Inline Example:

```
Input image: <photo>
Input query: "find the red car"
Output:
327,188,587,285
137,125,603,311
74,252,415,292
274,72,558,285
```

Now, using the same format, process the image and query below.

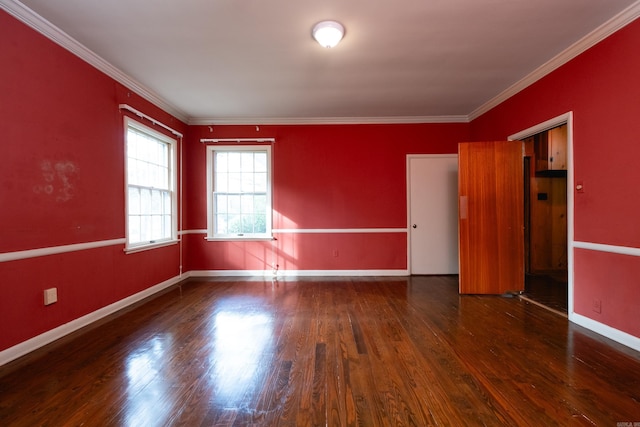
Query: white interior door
408,155,459,274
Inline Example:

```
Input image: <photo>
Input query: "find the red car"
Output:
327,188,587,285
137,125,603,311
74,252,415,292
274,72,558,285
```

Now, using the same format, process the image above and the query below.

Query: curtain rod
200,138,275,144
119,104,183,138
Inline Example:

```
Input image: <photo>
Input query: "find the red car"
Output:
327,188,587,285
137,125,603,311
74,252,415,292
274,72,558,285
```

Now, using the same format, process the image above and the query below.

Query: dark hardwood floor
523,272,569,315
1,276,639,426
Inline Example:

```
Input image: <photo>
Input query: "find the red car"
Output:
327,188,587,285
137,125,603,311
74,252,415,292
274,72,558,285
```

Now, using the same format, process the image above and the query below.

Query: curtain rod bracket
119,104,183,138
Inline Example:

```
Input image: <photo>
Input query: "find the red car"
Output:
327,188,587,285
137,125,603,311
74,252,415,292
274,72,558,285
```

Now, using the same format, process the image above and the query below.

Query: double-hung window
206,145,272,240
125,118,177,251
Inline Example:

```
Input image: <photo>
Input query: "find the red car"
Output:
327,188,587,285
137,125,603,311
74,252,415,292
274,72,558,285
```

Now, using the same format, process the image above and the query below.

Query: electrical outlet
592,299,601,313
44,288,58,305
333,249,339,257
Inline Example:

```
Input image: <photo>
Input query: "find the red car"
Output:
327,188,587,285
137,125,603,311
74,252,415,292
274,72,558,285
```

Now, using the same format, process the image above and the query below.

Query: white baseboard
0,274,184,367
570,312,640,353
188,269,410,278
3,270,637,367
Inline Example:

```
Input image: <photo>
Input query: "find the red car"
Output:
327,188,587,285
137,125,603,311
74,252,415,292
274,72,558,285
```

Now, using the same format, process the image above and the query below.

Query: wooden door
458,141,524,294
408,155,458,274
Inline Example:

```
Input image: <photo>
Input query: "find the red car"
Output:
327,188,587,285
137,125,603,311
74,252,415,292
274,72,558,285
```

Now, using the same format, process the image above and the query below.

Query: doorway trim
406,154,459,275
508,112,574,316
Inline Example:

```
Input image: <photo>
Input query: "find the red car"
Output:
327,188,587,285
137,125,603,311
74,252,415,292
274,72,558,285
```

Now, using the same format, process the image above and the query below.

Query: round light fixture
312,20,345,48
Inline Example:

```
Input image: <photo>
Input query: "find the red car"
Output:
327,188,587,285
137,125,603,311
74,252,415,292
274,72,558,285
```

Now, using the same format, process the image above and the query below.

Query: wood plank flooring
523,273,569,314
1,276,639,426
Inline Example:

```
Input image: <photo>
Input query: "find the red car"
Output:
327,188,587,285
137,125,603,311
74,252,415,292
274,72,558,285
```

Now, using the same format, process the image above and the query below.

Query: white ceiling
6,0,640,124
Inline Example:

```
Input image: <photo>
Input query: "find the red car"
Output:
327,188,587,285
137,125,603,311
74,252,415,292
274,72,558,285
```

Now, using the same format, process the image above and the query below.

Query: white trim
206,237,274,242
188,269,409,277
181,228,407,235
123,239,179,254
0,0,188,123
179,229,207,235
509,112,574,314
573,241,640,257
124,117,179,251
273,228,407,234
507,112,573,141
206,145,273,240
188,115,469,126
3,0,639,127
570,312,640,353
406,154,459,275
470,3,640,120
0,238,125,263
0,274,183,367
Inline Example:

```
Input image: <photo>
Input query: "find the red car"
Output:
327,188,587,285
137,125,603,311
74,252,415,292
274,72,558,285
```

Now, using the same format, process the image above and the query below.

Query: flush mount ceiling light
312,20,345,48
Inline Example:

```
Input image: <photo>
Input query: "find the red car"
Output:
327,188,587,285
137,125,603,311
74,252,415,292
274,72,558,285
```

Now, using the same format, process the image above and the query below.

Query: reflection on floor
523,272,568,315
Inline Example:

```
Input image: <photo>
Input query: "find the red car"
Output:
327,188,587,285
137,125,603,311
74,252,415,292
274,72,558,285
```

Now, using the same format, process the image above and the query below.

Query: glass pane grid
212,149,269,237
127,124,174,246
127,128,171,190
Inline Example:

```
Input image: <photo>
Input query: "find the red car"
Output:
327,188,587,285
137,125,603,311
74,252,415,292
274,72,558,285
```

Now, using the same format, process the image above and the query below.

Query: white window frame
206,145,273,241
124,117,178,252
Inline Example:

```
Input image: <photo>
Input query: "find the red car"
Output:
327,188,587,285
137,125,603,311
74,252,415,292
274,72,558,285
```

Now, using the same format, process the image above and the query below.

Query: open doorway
514,120,571,314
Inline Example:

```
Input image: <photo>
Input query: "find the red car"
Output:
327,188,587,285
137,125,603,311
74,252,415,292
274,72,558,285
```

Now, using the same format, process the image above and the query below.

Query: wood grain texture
458,141,525,294
1,276,639,426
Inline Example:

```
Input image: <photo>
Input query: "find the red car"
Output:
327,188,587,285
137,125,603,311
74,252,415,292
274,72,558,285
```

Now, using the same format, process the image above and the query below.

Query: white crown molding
0,0,189,123
469,1,640,121
3,0,639,128
188,115,470,126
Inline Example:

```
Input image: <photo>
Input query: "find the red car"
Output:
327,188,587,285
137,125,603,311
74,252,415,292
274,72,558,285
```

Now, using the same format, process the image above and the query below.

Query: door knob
412,224,417,228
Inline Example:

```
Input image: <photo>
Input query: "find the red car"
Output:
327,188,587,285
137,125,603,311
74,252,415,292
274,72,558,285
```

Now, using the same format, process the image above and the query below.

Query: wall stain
33,160,78,202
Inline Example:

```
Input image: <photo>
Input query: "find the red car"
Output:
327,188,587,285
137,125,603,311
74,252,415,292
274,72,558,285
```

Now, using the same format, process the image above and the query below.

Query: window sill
124,239,179,254
205,236,274,242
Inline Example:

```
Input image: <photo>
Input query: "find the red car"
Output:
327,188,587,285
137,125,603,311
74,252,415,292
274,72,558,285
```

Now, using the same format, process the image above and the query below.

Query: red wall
4,4,638,355
0,11,186,352
183,124,468,272
470,19,640,339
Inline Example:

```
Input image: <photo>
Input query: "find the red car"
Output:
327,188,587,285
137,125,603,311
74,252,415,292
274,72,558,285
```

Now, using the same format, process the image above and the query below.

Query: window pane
241,172,254,193
163,191,171,215
254,214,266,233
241,215,254,233
228,195,241,214
241,152,254,172
254,195,266,213
228,214,241,233
215,194,228,214
255,172,267,193
241,194,253,213
254,152,267,172
208,147,270,238
126,122,175,247
129,216,140,243
215,172,228,192
128,187,141,215
152,215,162,239
140,188,152,214
228,172,241,193
215,214,228,234
228,152,241,172
151,189,162,214
140,215,151,242
216,152,228,173
163,214,171,237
